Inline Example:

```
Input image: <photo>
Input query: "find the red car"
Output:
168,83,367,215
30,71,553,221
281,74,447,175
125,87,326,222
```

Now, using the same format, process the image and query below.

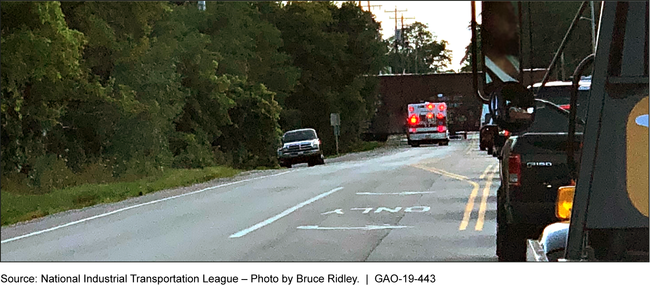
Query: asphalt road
1,134,501,261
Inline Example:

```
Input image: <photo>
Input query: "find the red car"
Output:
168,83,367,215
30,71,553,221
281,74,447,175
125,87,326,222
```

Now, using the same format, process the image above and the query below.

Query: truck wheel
307,159,315,167
497,222,527,261
318,155,325,165
282,163,292,168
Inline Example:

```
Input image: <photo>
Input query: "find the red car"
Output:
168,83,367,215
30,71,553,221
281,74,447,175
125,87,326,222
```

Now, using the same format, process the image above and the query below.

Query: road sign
330,113,340,126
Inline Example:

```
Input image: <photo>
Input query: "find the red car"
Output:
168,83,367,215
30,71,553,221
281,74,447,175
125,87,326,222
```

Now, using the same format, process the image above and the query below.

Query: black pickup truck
496,98,585,261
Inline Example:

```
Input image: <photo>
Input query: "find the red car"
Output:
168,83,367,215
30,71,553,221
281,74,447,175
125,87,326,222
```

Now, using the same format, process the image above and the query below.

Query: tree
1,2,86,180
386,21,452,74
268,1,387,154
459,23,481,73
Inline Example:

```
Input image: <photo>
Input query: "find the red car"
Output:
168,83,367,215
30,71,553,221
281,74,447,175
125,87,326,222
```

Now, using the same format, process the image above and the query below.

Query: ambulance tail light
409,115,419,125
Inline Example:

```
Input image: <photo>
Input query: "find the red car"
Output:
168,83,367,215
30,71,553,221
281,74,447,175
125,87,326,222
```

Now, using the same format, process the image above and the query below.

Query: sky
354,1,482,72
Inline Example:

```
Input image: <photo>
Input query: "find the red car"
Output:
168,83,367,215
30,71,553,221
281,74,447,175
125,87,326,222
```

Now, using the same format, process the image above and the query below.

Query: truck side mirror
489,82,536,133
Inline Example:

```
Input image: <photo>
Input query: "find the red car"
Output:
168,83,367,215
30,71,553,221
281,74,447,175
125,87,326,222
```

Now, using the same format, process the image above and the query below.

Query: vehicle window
525,100,585,133
534,87,591,121
283,130,317,142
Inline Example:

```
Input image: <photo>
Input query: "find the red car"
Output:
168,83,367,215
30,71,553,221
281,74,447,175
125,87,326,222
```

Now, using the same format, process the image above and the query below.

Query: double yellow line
412,163,498,231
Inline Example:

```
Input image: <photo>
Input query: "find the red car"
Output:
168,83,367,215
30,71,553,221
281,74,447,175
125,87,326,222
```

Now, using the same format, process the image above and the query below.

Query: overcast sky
358,1,482,72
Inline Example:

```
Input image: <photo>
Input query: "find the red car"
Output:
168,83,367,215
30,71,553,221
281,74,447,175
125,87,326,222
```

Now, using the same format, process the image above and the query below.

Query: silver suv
277,128,325,168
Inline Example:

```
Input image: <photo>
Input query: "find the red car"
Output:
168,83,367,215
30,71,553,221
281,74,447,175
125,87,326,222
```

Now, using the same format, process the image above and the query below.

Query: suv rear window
534,86,591,121
283,130,317,143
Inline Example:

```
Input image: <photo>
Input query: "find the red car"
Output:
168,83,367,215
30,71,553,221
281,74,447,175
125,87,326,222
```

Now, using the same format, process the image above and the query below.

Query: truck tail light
426,103,434,110
560,104,571,110
436,113,444,119
409,128,416,133
408,106,414,112
426,113,434,119
438,104,446,111
438,125,446,132
508,153,521,187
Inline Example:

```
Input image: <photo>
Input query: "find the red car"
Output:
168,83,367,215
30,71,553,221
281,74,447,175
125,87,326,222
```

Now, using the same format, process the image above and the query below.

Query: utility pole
401,14,416,73
385,6,407,51
361,1,382,12
390,13,415,73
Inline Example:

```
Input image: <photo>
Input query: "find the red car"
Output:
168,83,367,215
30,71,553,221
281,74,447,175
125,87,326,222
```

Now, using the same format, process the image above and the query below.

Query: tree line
1,1,403,191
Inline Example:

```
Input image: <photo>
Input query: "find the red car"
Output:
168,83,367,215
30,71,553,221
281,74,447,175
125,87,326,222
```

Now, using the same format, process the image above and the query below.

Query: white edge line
229,186,344,238
1,170,295,244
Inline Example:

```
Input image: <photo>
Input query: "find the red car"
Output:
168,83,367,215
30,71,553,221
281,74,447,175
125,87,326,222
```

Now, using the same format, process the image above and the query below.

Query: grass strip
325,141,385,159
1,166,241,226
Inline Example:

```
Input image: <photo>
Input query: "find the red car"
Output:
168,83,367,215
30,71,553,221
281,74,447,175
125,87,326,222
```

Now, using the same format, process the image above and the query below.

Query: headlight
311,140,320,148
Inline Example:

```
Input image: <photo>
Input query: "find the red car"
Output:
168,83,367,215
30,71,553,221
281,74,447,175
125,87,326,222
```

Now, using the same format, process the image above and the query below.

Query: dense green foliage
385,21,452,74
1,1,399,193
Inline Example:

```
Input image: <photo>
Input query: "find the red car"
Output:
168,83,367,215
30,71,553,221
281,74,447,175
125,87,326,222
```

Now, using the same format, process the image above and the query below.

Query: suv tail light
508,153,521,187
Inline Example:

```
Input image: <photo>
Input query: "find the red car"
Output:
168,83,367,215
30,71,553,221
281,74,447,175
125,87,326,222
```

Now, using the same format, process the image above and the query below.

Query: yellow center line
411,164,489,231
459,181,481,231
465,138,476,155
479,164,494,179
475,165,499,231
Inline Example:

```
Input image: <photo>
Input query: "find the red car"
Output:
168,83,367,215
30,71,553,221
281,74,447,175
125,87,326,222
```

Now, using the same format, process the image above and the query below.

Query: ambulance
406,102,450,147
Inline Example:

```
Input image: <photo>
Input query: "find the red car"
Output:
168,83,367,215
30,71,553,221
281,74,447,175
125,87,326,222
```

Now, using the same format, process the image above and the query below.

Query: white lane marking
1,170,295,244
356,191,436,196
229,187,344,238
297,225,412,230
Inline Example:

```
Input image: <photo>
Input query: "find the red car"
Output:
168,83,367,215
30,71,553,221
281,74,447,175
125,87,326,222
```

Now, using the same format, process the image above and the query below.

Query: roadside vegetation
1,166,240,226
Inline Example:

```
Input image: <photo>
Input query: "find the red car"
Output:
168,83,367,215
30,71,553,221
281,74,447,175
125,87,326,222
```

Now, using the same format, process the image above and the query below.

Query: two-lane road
1,134,500,261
